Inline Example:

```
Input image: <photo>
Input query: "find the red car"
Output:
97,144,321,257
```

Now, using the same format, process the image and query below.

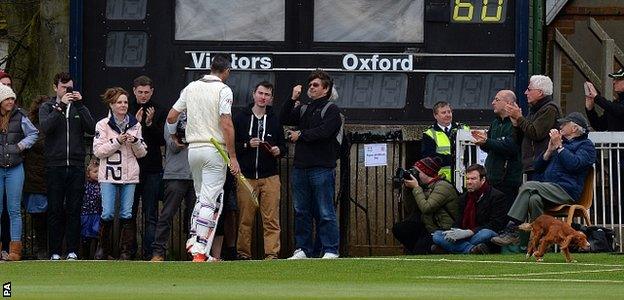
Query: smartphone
66,86,73,94
259,141,273,153
583,82,591,97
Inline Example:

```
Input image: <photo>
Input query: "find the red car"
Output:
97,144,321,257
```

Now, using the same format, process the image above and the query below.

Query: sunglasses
308,82,321,88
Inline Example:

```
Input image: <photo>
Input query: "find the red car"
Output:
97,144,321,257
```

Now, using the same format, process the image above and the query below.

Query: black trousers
151,180,195,257
46,166,85,255
392,213,433,255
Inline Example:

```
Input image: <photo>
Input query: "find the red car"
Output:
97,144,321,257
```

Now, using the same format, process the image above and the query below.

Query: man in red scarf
431,164,507,254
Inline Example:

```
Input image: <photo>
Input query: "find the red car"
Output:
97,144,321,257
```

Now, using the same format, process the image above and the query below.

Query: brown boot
7,241,22,261
94,219,113,260
119,218,134,260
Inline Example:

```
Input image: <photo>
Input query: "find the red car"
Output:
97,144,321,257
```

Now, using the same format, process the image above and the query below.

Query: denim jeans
0,164,24,241
292,167,339,256
101,183,136,221
432,228,498,253
47,166,85,255
132,172,163,259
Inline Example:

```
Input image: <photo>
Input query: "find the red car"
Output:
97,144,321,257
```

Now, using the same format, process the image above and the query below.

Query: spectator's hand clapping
291,85,302,100
145,107,155,126
471,130,487,145
548,129,563,151
584,82,598,110
135,108,144,124
505,101,522,120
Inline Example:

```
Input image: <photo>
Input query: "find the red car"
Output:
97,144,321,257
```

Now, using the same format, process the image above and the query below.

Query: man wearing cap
492,112,596,246
392,156,460,254
584,69,624,131
505,75,560,180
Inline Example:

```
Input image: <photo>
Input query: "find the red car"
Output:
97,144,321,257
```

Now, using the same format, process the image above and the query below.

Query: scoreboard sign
80,0,519,124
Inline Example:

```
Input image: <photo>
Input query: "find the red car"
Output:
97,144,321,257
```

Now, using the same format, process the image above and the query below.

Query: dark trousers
1,197,8,251
46,166,85,255
392,213,433,255
132,172,163,259
151,180,195,257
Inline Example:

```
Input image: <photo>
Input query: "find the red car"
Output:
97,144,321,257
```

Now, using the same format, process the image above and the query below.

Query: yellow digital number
481,0,504,22
453,0,474,22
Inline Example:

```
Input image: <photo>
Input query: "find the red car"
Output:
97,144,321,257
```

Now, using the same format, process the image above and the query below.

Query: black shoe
469,243,490,254
430,244,447,254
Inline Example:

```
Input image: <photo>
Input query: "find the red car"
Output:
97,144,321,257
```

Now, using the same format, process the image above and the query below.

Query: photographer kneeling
392,157,460,254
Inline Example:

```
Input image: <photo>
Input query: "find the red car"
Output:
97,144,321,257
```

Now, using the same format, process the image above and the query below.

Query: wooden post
553,44,562,108
602,39,615,100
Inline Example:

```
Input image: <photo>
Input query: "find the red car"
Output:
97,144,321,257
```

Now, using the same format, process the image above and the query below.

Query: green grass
1,254,624,299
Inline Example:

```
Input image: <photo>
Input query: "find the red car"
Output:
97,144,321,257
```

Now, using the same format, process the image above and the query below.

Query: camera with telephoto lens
176,112,188,144
392,167,419,185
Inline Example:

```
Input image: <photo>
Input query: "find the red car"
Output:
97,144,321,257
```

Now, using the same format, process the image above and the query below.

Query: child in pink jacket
92,87,147,260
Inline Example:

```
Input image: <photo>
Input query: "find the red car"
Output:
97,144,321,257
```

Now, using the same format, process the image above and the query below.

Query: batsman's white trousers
186,145,226,255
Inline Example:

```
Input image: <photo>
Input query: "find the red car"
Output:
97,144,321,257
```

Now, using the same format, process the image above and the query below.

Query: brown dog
518,215,590,262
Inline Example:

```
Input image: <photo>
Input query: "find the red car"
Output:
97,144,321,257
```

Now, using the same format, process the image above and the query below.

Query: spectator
281,70,342,259
392,157,460,254
39,72,95,260
0,70,11,259
472,90,522,207
0,71,11,87
92,87,147,260
22,95,50,260
150,113,196,261
129,75,165,260
80,159,101,259
421,101,469,183
234,81,286,260
505,75,560,180
0,84,39,261
584,69,624,131
492,112,596,246
166,55,240,262
431,164,507,254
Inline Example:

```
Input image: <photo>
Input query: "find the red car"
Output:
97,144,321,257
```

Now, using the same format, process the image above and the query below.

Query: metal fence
455,129,624,252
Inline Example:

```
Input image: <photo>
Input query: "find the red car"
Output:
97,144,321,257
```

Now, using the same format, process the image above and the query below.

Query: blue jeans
0,164,24,241
432,228,497,253
292,167,339,256
101,183,136,221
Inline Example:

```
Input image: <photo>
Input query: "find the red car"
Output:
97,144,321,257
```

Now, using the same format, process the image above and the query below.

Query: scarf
461,182,489,231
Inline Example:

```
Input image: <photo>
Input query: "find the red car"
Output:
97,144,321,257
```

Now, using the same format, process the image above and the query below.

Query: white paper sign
364,143,387,167
476,147,488,165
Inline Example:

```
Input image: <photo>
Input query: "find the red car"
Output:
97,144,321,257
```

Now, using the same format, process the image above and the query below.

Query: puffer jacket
412,179,460,233
534,135,596,201
93,114,147,184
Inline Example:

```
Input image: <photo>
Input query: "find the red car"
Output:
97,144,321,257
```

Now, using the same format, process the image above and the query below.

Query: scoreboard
78,0,522,125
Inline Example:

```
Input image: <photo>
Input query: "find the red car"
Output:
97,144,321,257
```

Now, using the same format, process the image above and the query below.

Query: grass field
1,253,624,299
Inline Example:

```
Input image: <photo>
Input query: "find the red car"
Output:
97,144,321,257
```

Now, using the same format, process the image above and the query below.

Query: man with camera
431,164,507,254
392,157,460,254
128,75,165,260
39,72,95,260
281,70,342,259
233,81,286,260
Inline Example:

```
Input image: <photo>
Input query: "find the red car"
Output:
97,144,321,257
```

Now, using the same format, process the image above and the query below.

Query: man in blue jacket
492,112,596,246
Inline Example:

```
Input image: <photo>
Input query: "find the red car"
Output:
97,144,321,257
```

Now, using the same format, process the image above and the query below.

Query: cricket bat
210,138,259,207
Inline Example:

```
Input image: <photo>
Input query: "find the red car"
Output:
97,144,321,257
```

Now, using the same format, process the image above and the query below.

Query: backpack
299,102,345,146
571,224,615,253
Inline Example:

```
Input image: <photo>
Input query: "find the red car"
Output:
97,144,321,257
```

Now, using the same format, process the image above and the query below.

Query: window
331,73,407,109
175,0,285,41
314,0,423,43
105,31,148,67
185,71,276,107
106,0,147,20
424,74,515,110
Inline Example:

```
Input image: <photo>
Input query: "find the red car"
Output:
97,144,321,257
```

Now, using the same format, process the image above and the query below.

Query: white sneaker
287,248,308,260
321,253,339,259
66,252,78,260
50,254,61,260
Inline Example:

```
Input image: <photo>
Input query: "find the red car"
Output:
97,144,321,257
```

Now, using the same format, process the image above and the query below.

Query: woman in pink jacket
93,87,147,260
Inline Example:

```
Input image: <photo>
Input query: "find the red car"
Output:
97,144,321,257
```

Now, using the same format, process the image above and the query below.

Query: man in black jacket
39,72,95,260
281,70,342,259
233,81,286,260
584,69,624,131
128,75,165,260
431,164,507,254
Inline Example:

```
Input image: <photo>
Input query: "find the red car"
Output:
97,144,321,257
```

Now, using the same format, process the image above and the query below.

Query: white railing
455,129,624,252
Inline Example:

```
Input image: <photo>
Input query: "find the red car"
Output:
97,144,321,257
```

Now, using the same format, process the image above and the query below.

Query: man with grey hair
505,75,560,180
472,90,522,208
492,112,596,245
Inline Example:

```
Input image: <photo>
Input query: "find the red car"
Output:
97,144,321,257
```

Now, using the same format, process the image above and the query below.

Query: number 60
453,0,504,22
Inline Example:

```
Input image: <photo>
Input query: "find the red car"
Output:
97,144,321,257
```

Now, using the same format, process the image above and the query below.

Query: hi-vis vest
423,124,469,180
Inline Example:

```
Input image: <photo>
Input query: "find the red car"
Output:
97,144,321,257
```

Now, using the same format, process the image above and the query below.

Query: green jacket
515,96,560,172
480,116,522,188
411,179,460,233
